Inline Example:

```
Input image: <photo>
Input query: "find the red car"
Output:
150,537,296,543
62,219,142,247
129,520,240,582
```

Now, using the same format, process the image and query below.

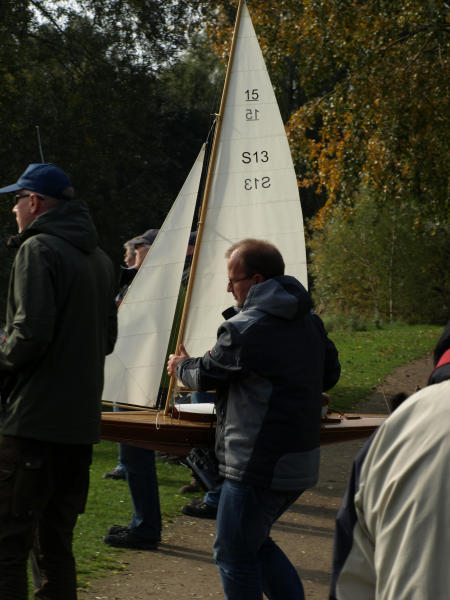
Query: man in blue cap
0,163,118,599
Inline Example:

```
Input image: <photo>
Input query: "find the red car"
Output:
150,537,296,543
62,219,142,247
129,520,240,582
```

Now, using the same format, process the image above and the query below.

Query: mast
163,0,246,414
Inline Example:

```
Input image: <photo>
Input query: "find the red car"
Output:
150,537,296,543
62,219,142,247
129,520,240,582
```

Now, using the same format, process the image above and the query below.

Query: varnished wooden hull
319,413,386,445
101,409,386,457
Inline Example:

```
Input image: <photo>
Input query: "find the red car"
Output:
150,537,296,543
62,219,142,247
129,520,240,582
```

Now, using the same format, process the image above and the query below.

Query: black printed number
241,150,269,164
245,89,259,101
244,177,271,190
245,108,260,121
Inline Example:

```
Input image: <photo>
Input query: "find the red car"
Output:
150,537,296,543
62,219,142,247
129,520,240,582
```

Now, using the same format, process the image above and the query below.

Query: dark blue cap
0,163,72,199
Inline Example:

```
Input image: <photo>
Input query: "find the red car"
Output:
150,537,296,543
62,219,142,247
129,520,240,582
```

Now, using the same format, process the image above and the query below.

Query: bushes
308,194,449,325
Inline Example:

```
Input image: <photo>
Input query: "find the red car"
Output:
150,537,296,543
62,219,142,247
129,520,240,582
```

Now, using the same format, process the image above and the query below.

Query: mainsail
183,1,307,359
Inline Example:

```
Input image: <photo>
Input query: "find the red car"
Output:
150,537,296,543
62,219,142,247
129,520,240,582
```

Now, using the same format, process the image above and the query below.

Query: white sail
102,146,205,408
183,1,307,358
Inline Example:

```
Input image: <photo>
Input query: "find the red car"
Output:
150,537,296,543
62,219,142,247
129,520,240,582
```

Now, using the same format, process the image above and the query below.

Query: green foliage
286,0,449,224
31,0,197,68
309,194,449,324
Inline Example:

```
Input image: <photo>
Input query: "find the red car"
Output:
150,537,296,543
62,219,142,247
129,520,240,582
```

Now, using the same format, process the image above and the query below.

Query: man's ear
253,273,265,284
29,193,45,216
29,194,40,214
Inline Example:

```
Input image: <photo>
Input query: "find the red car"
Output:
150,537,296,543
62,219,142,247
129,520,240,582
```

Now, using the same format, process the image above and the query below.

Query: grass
74,449,193,590
326,322,442,411
23,322,442,596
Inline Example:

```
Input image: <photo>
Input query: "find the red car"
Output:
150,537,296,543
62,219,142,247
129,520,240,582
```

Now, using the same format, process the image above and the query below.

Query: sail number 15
245,89,259,101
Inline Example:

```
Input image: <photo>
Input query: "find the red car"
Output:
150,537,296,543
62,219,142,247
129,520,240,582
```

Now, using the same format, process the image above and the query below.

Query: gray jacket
178,276,340,490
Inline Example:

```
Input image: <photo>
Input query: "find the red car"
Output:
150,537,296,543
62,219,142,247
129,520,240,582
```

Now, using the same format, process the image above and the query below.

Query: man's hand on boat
167,343,190,376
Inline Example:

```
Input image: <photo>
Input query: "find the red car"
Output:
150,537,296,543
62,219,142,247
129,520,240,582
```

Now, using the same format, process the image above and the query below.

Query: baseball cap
0,163,73,199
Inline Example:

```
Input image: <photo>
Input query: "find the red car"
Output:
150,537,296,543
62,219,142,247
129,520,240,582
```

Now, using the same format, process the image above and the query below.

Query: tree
0,2,220,318
309,194,449,324
285,1,449,225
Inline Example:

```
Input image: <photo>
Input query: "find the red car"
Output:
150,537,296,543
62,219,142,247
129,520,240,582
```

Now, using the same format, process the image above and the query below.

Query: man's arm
168,324,247,391
0,241,55,372
312,313,341,391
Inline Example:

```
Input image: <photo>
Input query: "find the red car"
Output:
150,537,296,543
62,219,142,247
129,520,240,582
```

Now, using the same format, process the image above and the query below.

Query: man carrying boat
167,238,340,600
0,163,117,600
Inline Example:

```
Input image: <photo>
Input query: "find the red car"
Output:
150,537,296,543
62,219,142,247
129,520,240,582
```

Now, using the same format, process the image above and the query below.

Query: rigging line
35,126,45,162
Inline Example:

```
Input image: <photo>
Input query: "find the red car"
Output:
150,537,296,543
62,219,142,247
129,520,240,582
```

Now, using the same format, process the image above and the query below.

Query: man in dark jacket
167,238,340,600
0,163,117,600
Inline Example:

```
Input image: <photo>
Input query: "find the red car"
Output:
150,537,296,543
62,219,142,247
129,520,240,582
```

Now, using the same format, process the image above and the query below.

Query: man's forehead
227,250,244,270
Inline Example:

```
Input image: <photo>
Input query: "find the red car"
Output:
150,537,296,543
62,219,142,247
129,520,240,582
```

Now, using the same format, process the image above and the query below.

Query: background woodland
0,0,448,324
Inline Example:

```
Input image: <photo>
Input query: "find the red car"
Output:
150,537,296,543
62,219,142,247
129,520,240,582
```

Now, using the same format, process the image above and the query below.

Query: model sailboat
101,1,386,455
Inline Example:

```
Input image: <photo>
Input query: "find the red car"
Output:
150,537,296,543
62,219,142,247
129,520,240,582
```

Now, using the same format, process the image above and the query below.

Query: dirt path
79,354,433,600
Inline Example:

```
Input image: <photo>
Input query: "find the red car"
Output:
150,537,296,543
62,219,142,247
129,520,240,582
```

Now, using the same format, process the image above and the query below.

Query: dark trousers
120,443,162,540
0,435,92,600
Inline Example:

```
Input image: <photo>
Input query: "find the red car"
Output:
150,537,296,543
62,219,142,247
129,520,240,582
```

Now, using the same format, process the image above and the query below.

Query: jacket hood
15,200,98,253
242,275,312,320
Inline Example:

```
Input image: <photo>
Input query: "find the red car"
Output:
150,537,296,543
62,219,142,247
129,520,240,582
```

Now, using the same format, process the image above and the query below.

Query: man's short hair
225,239,285,279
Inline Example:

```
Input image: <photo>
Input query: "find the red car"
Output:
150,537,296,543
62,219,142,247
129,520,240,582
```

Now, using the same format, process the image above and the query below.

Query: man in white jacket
331,325,450,600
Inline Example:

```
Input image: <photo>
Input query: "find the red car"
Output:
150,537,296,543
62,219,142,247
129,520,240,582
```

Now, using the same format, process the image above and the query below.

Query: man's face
124,245,136,268
226,249,256,308
12,191,35,233
134,244,150,269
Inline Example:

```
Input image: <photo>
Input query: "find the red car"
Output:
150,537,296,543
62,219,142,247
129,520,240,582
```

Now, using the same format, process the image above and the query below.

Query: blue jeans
204,485,222,508
214,479,305,600
112,405,126,473
120,444,161,541
190,391,216,403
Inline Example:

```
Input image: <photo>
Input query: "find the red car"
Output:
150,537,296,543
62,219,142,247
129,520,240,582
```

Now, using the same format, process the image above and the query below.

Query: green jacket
0,200,117,444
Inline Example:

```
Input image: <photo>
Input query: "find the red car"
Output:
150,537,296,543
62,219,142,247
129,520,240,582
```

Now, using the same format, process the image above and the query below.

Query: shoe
180,478,202,494
181,500,217,519
186,497,204,506
108,524,129,535
103,530,160,550
103,467,126,480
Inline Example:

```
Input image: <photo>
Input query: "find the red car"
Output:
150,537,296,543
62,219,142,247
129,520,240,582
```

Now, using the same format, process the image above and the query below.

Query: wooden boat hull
101,410,215,456
101,410,386,457
320,413,386,445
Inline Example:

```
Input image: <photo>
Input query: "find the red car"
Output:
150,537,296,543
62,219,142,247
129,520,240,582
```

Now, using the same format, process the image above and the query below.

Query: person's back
210,275,330,490
335,380,450,599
